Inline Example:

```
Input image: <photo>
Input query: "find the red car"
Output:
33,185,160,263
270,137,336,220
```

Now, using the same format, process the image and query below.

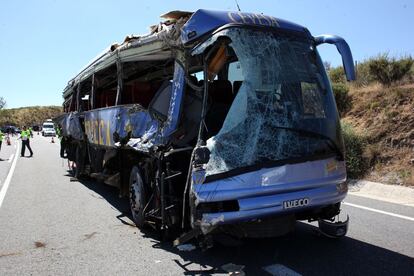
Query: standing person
6,132,11,145
0,129,4,154
20,126,33,157
29,127,33,138
56,124,66,158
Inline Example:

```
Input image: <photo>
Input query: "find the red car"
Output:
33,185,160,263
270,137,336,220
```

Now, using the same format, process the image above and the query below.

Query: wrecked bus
57,9,355,242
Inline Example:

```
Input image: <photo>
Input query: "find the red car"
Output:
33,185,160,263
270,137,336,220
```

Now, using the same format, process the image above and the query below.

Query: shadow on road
73,174,414,275
69,173,132,221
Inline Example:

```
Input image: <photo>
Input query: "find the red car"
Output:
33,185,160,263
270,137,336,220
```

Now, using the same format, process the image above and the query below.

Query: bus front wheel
129,166,146,229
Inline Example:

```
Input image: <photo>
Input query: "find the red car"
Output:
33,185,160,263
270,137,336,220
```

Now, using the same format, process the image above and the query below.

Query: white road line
343,202,414,222
0,143,19,208
8,154,14,163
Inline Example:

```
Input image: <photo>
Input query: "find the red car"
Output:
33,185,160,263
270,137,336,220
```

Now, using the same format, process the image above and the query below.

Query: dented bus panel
58,9,355,242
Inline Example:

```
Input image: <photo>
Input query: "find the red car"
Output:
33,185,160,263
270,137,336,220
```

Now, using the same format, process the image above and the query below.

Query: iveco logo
283,198,309,209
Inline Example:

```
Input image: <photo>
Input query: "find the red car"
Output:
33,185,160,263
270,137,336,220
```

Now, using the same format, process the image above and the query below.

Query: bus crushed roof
181,9,308,44
62,9,309,98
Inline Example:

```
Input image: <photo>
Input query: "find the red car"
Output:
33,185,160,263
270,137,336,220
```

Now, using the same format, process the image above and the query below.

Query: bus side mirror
315,34,356,81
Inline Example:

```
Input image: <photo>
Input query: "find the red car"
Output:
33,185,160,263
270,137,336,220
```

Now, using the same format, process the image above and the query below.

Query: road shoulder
348,180,414,206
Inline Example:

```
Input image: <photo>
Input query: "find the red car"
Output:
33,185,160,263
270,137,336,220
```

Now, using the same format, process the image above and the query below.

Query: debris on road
0,252,22,258
34,241,46,248
83,232,98,240
176,243,196,252
221,263,245,276
263,264,302,276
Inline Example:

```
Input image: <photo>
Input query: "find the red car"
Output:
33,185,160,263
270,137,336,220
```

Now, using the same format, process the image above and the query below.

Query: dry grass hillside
342,83,414,185
0,106,63,127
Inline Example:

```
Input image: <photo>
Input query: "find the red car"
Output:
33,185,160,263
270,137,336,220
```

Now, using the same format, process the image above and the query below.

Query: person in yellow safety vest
19,126,33,157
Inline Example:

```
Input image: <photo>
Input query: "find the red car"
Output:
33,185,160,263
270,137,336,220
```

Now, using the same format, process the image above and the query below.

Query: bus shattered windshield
194,28,344,177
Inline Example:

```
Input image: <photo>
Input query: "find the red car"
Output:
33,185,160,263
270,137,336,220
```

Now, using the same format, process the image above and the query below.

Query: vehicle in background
32,125,42,132
56,10,355,243
1,125,20,134
42,120,56,137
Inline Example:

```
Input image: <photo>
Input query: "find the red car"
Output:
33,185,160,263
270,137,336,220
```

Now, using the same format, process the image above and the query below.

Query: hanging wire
235,0,242,11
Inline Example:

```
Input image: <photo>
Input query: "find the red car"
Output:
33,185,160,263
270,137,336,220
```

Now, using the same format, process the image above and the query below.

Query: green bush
341,122,367,179
332,83,351,115
354,61,375,87
368,54,413,86
328,66,346,84
327,63,373,87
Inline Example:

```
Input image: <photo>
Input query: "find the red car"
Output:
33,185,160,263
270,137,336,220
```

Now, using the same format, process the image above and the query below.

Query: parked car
42,120,56,137
1,125,20,134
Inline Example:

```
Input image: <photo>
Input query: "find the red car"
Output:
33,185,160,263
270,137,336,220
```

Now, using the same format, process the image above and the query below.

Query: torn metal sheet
161,62,185,137
200,214,224,234
64,19,185,92
83,61,185,151
176,243,196,252
84,105,155,147
160,10,193,20
56,112,83,141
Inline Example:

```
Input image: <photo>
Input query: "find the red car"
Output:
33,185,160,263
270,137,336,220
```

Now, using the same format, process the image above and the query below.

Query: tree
0,97,9,126
323,61,331,71
0,97,5,109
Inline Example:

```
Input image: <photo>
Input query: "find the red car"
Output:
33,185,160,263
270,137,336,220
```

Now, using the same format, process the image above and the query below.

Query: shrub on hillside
354,61,375,87
368,54,413,86
328,63,373,88
341,122,367,179
0,106,62,127
328,66,346,84
332,83,351,115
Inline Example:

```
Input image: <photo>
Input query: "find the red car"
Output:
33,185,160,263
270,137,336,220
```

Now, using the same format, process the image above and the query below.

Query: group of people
0,124,66,160
0,130,4,154
0,126,34,158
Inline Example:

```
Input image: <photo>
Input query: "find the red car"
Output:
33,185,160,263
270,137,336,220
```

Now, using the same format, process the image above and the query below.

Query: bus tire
129,166,146,228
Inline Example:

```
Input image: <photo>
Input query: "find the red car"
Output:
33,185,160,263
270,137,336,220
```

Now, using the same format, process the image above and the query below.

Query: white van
42,119,56,137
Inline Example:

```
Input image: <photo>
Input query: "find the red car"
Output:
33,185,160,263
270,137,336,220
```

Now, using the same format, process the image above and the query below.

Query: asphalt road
0,135,413,275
